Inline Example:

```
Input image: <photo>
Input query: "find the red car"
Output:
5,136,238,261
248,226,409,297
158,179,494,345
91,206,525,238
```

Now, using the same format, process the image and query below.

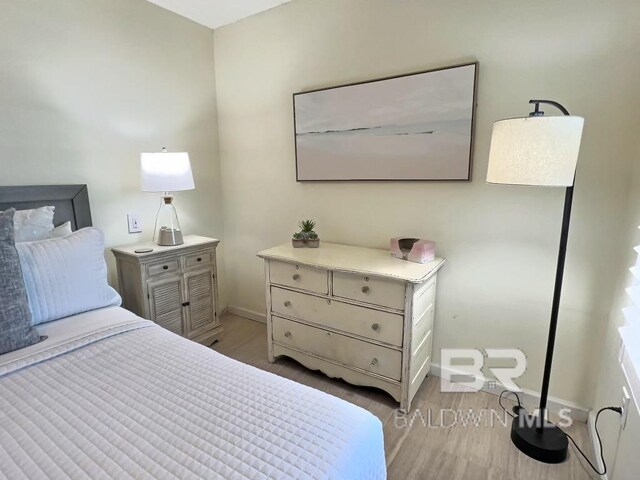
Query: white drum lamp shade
487,116,584,187
140,150,195,192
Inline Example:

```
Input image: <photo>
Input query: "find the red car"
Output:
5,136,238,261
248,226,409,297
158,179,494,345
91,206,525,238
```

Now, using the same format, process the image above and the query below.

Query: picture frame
293,62,478,182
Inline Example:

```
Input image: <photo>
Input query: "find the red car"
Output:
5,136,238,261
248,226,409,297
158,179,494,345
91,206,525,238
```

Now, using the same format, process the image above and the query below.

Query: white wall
591,139,640,476
213,0,640,406
0,0,226,307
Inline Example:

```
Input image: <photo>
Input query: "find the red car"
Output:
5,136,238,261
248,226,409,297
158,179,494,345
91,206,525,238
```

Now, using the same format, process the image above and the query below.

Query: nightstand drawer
184,250,212,268
270,261,328,294
333,271,406,310
272,316,401,381
272,286,403,347
148,259,180,277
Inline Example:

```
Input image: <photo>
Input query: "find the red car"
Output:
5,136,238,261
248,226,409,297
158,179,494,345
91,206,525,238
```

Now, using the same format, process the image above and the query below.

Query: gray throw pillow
0,209,41,354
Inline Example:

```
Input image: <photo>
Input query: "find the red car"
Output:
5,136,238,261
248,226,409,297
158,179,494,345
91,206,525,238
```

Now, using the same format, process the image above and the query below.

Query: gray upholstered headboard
0,185,92,230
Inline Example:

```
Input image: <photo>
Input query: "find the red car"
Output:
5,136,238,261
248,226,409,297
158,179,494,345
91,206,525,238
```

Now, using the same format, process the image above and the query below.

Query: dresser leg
400,396,411,413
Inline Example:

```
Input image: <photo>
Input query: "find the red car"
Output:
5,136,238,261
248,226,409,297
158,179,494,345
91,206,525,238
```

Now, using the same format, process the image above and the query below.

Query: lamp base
157,228,184,246
511,412,568,464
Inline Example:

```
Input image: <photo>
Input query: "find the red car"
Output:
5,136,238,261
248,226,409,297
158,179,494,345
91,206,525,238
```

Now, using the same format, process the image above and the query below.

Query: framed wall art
293,62,478,181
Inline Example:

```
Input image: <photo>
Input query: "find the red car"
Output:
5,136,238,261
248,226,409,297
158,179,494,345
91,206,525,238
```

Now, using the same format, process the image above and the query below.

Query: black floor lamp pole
539,183,574,414
509,100,575,464
533,99,572,415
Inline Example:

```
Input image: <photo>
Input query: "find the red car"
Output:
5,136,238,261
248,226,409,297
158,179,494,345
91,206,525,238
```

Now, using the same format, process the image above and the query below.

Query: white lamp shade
487,115,584,186
140,151,195,192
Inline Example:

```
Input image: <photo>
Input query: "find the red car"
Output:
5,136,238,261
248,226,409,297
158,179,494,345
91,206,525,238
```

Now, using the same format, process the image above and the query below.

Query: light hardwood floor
212,314,597,480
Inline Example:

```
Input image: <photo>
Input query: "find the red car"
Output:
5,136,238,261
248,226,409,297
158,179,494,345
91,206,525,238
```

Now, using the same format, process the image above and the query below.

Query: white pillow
10,206,55,242
51,221,73,238
16,227,121,325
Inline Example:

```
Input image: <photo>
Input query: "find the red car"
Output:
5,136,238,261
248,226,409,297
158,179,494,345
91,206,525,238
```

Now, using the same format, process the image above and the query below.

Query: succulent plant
298,219,316,233
292,232,303,240
307,231,318,240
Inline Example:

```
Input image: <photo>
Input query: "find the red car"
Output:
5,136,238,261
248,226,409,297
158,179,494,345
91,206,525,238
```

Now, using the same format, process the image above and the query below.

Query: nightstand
112,235,221,345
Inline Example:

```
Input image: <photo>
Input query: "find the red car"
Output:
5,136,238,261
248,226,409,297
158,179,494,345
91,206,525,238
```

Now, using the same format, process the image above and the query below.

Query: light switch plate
127,213,142,234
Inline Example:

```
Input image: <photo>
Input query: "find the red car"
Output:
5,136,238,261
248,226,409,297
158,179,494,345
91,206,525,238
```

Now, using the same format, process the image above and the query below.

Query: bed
0,186,386,480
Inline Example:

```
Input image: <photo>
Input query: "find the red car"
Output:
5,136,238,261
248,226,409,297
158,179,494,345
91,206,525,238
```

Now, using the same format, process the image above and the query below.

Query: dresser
112,235,221,346
258,242,445,412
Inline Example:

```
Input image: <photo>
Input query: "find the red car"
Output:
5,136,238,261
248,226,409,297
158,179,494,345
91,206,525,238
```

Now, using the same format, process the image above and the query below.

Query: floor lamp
487,100,584,463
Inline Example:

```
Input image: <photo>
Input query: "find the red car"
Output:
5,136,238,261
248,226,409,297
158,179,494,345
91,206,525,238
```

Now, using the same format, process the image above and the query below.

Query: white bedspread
0,307,386,480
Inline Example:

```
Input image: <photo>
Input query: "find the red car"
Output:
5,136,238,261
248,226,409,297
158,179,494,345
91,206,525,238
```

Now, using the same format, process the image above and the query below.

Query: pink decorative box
390,238,436,264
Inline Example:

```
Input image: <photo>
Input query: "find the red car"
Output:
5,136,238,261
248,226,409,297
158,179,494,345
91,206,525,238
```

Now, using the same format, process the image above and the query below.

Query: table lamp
141,147,195,246
487,100,584,463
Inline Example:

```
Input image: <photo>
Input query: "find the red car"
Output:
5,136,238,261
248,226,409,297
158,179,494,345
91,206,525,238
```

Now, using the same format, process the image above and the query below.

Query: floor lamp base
511,412,568,464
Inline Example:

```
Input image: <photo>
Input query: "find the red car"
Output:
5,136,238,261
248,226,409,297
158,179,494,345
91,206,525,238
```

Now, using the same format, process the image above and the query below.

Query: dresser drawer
332,271,406,310
272,316,402,381
271,286,403,347
147,259,180,277
184,250,212,268
270,261,328,294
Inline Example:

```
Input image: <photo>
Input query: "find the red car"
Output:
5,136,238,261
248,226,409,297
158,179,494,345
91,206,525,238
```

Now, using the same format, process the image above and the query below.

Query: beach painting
294,63,477,181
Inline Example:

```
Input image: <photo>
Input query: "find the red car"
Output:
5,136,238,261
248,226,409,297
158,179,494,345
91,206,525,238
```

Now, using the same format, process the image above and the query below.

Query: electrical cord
498,390,622,476
499,390,522,419
564,406,621,476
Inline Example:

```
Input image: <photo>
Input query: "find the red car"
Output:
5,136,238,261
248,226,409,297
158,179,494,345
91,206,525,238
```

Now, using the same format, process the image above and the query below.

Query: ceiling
146,0,292,30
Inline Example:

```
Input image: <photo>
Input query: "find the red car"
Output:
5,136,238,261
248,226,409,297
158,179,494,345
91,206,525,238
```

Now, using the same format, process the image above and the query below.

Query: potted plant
291,220,320,248
306,231,319,248
292,231,305,248
299,219,319,248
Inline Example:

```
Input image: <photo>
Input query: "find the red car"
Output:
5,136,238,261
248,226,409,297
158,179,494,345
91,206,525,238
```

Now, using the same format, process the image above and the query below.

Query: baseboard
430,363,589,423
226,305,267,324
587,409,608,479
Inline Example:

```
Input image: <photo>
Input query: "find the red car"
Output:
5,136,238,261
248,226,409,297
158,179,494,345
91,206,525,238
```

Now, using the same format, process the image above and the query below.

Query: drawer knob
197,257,202,262
371,358,378,366
371,323,379,331
284,331,291,338
162,265,169,270
292,274,300,281
361,286,370,294
284,301,291,307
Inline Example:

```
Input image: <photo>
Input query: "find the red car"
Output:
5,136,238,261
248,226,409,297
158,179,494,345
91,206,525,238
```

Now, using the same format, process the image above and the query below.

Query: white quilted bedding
0,307,386,480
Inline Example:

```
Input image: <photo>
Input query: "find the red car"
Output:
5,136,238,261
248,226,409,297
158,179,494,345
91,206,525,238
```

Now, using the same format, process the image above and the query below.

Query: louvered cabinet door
147,275,185,335
184,268,217,339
